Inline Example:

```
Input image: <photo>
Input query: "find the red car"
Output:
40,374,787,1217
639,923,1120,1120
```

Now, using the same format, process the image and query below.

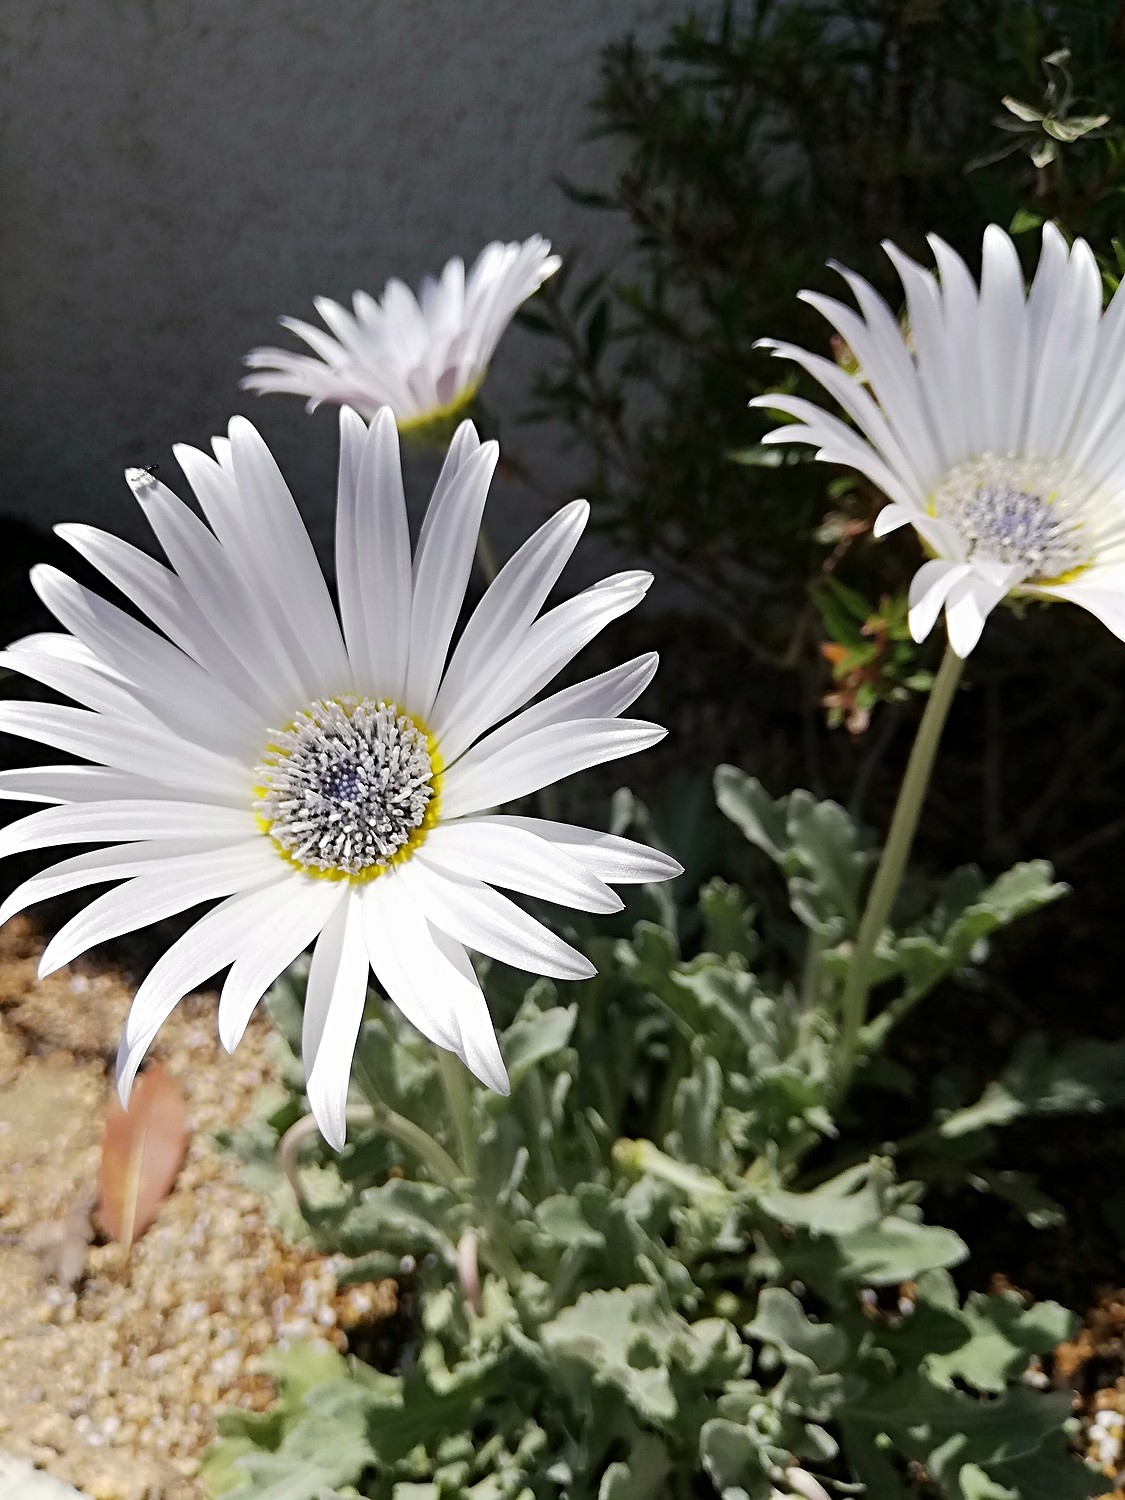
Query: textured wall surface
0,0,679,562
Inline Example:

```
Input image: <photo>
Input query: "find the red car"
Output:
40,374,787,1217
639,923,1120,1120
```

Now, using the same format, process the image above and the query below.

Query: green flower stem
435,1052,525,1287
837,643,964,1086
351,1057,462,1188
437,1049,479,1178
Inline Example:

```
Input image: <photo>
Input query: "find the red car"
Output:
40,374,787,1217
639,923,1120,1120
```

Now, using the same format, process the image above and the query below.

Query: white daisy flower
753,224,1125,656
241,236,561,438
0,409,678,1147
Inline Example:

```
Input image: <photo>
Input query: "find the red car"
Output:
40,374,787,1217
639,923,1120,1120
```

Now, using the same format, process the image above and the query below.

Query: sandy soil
0,914,394,1500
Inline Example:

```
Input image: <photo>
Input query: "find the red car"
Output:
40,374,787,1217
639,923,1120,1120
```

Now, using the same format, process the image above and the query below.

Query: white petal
943,570,1015,657
361,873,463,1052
882,239,966,468
404,440,499,718
873,504,917,538
441,718,666,822
218,876,347,1052
0,638,155,723
362,875,508,1093
1023,235,1102,453
31,565,265,759
174,437,334,701
751,395,924,511
55,522,265,708
802,278,941,485
337,409,412,699
1025,221,1071,357
38,839,280,977
116,881,290,1102
0,702,250,801
1034,575,1125,642
978,224,1030,454
303,889,371,1150
434,570,652,760
428,498,591,747
0,837,255,927
927,235,987,458
444,653,658,768
422,821,623,913
129,470,304,716
0,766,173,805
0,799,257,860
907,559,974,642
227,417,351,691
759,341,925,498
397,856,595,980
429,928,508,1095
414,419,481,557
1066,274,1125,469
466,815,683,885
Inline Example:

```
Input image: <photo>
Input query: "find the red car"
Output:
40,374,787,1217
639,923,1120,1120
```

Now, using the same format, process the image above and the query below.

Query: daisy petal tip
36,946,65,981
369,405,398,438
115,1061,136,1112
309,1095,346,1154
227,413,266,451
906,609,934,645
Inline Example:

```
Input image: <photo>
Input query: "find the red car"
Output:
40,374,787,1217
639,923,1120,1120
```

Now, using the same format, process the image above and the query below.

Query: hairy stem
350,1057,462,1187
837,643,964,1087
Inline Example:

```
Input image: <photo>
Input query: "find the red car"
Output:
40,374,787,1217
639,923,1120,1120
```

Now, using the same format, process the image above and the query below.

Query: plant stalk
837,643,964,1087
351,1057,463,1187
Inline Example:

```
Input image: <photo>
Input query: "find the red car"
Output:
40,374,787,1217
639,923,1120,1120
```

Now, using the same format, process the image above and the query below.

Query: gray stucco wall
0,0,682,565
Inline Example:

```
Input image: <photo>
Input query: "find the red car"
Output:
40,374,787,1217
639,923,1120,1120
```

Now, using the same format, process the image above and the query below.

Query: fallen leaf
98,1063,189,1251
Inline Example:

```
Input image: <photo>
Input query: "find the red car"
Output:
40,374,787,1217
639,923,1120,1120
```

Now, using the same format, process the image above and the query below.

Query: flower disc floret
256,697,439,878
931,453,1091,584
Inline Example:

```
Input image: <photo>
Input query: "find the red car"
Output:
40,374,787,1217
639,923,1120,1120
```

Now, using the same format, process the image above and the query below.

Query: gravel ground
0,914,395,1500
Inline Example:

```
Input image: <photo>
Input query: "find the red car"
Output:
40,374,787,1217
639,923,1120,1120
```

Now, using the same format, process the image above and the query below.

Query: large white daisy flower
0,410,677,1147
753,224,1125,656
241,236,561,436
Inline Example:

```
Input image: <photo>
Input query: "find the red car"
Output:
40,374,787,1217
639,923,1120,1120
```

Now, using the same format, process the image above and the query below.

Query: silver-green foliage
205,770,1115,1500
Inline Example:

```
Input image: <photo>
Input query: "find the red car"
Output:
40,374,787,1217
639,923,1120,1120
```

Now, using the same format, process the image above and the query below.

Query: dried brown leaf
98,1062,189,1251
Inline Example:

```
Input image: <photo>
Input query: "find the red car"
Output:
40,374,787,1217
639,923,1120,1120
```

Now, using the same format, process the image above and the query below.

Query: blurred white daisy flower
242,236,561,439
0,410,676,1147
753,224,1125,656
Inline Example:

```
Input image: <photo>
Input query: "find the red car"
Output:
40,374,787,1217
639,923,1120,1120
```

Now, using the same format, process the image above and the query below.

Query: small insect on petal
98,1061,189,1252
